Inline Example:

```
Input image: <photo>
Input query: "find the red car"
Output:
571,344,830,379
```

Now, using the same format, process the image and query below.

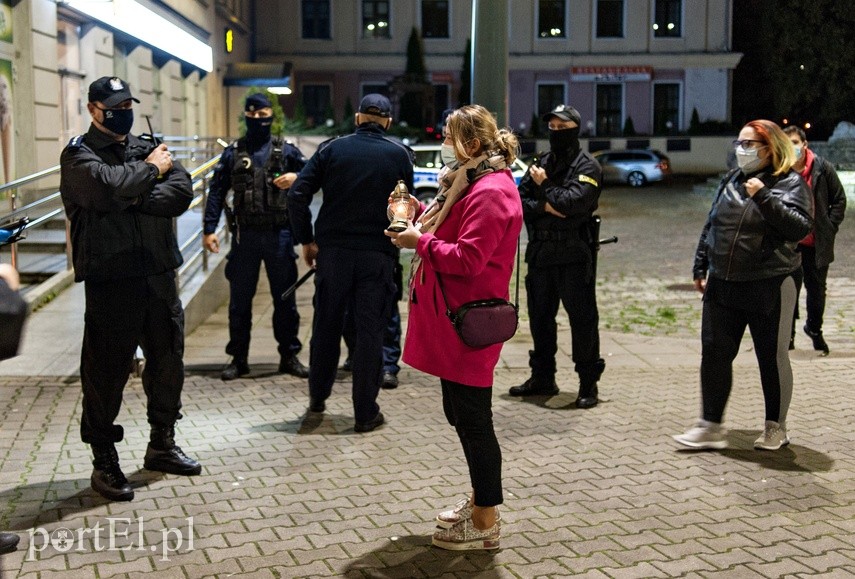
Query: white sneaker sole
672,434,728,449
431,536,500,550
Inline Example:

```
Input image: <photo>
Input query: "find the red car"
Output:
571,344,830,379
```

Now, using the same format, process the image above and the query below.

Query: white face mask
735,145,764,174
440,143,458,167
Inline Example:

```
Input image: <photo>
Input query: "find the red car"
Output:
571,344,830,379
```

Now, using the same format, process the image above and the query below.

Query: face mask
100,108,134,136
793,145,802,160
549,127,580,153
735,145,764,174
440,144,458,167
246,115,272,142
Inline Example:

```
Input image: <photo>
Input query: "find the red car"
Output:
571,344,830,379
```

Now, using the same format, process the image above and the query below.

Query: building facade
255,0,740,137
1,0,741,184
3,0,254,184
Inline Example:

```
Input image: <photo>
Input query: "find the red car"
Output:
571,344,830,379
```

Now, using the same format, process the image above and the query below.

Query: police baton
281,269,316,301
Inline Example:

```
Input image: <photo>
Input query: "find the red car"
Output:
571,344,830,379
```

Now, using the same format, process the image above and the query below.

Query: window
363,0,391,39
537,84,565,119
421,0,449,38
596,84,622,136
302,0,330,39
653,0,681,37
302,85,331,127
596,0,623,38
538,0,566,38
653,83,680,134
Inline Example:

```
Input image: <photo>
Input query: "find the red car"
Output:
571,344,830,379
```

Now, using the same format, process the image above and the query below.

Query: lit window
363,0,391,39
654,0,682,38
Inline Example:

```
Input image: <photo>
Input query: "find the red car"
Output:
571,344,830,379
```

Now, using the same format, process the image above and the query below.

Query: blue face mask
793,145,802,160
99,107,134,136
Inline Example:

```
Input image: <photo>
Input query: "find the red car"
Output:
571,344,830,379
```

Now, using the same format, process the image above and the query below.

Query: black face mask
246,115,273,143
100,107,134,136
549,127,580,154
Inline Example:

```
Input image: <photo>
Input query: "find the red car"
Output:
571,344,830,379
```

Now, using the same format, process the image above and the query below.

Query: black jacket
288,124,414,257
802,153,846,268
519,147,602,267
693,168,813,282
60,124,193,282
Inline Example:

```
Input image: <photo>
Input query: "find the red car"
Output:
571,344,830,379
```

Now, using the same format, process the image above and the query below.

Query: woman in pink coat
386,105,523,551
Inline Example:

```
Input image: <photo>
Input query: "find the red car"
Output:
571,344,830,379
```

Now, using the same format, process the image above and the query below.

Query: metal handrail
0,165,61,196
1,150,224,287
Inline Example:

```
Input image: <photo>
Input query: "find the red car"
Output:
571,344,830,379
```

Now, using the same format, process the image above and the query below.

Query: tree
623,116,637,136
458,38,471,107
733,0,855,139
398,27,429,128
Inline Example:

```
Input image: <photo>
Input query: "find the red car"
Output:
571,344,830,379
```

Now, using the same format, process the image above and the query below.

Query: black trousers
700,275,796,424
793,245,829,334
80,272,185,446
441,379,503,508
308,247,395,423
224,227,301,361
526,263,604,385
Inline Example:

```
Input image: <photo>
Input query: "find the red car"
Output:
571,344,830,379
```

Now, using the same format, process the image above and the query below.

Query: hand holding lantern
386,180,416,232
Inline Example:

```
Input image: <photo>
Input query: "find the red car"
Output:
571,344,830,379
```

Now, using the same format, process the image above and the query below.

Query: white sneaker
754,421,789,450
673,420,728,449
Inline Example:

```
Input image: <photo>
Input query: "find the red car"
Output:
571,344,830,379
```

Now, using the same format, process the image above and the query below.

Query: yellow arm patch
579,174,599,187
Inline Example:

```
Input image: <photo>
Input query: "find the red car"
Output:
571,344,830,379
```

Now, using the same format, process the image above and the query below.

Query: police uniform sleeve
541,155,601,218
288,147,325,245
283,143,308,172
60,140,157,212
136,159,193,217
203,147,234,235
518,169,547,221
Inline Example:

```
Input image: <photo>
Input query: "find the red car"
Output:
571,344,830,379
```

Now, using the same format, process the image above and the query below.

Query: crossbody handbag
435,237,520,349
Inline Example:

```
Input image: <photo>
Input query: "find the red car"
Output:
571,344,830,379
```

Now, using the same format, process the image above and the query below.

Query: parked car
592,149,672,187
412,145,529,203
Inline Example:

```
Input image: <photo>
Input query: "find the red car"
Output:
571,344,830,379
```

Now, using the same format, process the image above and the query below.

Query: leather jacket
693,168,813,282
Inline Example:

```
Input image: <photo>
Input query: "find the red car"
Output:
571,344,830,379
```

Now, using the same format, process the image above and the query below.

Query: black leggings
700,276,796,424
441,379,503,507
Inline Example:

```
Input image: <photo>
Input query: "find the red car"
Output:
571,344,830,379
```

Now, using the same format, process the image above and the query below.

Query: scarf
409,152,508,290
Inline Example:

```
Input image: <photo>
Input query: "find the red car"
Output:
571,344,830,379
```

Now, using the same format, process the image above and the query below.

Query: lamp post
470,0,508,126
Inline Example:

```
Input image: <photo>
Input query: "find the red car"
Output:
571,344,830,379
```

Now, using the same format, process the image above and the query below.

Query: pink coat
402,169,523,387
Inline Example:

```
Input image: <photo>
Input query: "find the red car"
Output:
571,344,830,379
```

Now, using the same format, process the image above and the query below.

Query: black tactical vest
231,137,290,228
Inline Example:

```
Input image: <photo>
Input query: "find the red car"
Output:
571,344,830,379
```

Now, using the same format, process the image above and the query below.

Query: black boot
91,444,134,502
221,358,250,381
0,532,20,554
278,354,309,378
575,383,599,409
804,324,829,355
144,425,202,476
509,377,559,397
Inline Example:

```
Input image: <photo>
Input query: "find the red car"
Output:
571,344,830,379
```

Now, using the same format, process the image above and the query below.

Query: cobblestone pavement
2,179,855,577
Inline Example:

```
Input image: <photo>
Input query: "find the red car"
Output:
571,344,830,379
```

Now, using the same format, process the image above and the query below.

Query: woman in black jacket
674,119,813,451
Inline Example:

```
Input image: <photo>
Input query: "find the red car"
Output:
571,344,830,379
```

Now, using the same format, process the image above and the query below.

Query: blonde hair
744,119,795,176
446,105,518,166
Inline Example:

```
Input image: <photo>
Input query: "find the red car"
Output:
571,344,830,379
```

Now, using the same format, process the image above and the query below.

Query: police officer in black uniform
203,93,309,381
60,76,201,502
509,104,605,408
288,94,414,432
